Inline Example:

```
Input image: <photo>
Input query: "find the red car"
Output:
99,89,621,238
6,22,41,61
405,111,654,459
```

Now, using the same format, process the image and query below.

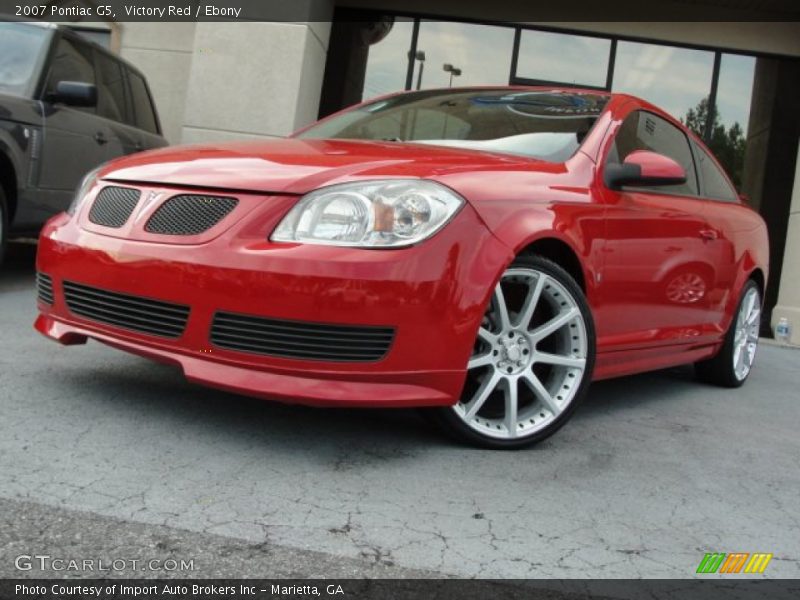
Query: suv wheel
431,255,596,449
0,186,8,265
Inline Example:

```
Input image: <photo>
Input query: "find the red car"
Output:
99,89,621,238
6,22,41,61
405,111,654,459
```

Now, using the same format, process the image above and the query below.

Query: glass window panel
129,71,159,134
695,143,738,202
612,42,714,122
0,23,51,97
300,89,608,162
72,28,111,49
716,54,755,131
45,36,96,114
609,110,699,196
95,52,127,124
363,19,414,100
704,53,755,190
516,29,610,88
413,21,515,90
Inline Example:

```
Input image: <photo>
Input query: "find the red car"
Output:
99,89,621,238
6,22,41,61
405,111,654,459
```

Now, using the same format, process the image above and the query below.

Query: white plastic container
775,317,791,344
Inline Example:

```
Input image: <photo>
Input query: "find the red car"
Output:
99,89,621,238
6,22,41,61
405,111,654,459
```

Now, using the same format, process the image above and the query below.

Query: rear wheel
696,280,761,387
432,255,595,449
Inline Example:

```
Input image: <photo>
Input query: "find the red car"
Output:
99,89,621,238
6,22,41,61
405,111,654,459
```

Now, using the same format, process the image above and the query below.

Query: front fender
466,195,605,304
0,125,25,188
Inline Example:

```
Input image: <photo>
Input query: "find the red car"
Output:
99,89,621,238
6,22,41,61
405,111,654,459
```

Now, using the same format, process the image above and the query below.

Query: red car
34,88,768,449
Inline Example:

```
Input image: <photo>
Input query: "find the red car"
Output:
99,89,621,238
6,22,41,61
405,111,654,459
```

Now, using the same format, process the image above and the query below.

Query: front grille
145,195,238,235
88,186,141,228
63,281,190,339
210,312,395,362
36,272,54,305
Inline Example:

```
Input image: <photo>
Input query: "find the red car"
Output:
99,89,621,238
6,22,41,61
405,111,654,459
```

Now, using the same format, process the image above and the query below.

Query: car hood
99,138,563,197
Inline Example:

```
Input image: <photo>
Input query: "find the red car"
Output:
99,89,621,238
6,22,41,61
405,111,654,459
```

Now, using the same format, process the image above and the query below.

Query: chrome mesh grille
63,281,190,339
210,312,395,362
145,195,238,236
36,272,54,305
88,186,141,228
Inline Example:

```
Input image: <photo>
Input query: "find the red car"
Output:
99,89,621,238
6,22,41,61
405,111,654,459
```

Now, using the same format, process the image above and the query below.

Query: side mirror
605,150,687,190
49,81,97,107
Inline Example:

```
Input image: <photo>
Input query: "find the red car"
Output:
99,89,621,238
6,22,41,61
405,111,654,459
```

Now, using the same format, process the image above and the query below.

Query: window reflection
612,42,714,121
701,54,755,189
516,29,610,88
363,19,415,100
716,54,755,131
359,19,758,190
413,21,514,89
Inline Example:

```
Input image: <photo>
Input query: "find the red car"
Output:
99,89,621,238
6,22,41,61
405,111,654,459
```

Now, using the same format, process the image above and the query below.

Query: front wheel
431,255,596,449
695,280,761,387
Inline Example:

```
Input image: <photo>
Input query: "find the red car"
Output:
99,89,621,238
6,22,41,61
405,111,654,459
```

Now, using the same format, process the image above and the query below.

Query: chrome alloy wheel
453,267,588,440
733,286,760,381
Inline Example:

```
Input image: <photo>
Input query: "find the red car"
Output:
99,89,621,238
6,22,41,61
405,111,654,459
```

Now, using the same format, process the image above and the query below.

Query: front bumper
35,189,512,407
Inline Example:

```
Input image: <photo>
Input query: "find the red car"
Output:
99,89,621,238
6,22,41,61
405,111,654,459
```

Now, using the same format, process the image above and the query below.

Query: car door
596,109,721,349
691,140,745,328
38,33,112,212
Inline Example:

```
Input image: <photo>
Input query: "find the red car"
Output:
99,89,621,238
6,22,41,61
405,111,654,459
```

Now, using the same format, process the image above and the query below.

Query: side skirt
593,342,720,381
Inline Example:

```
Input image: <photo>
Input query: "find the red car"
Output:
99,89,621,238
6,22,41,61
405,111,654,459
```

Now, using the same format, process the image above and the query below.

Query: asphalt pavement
1,241,798,580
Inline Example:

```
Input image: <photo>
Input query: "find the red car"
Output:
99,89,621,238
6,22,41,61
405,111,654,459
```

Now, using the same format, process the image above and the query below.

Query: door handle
94,132,108,145
699,229,718,241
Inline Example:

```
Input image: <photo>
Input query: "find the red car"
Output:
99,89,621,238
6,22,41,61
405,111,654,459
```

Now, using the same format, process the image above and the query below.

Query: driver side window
44,36,96,114
608,111,699,196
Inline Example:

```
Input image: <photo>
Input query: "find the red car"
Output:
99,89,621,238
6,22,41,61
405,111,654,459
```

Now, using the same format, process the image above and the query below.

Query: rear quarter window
695,144,738,202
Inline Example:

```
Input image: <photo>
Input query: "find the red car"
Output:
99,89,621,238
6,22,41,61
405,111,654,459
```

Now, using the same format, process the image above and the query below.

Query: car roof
392,85,612,98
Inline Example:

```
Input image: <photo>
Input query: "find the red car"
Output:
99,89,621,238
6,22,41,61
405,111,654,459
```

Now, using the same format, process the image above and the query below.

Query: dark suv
0,18,167,263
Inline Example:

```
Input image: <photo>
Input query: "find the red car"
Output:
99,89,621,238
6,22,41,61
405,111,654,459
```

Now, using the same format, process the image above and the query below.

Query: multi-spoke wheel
696,280,761,388
432,255,595,449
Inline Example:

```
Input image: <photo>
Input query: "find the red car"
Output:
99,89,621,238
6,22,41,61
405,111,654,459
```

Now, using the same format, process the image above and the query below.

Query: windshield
297,89,610,162
0,22,51,97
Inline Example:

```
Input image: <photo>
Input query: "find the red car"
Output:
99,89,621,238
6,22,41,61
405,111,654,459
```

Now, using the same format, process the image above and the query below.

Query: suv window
45,36,96,113
608,110,699,196
128,70,159,135
94,51,127,123
695,143,738,202
0,22,51,97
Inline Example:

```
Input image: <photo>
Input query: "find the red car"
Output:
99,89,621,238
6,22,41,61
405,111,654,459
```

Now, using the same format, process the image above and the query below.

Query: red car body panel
34,89,769,406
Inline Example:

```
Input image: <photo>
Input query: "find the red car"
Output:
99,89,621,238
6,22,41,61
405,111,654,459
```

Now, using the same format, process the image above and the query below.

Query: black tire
0,186,8,266
695,280,761,388
429,255,596,449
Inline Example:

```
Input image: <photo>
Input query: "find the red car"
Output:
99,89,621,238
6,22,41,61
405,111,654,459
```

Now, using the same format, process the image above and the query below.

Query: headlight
66,166,103,216
271,180,464,248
